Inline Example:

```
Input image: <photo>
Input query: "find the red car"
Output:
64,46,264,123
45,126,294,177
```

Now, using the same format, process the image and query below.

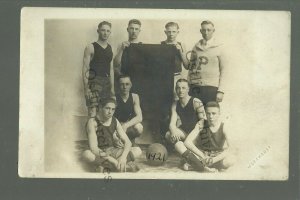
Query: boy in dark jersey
82,21,114,117
161,22,189,99
114,19,142,76
114,75,143,147
165,79,205,144
165,79,210,171
166,79,216,171
82,97,139,172
183,101,235,171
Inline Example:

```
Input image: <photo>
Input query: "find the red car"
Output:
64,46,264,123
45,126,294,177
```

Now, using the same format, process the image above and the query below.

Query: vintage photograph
19,8,290,180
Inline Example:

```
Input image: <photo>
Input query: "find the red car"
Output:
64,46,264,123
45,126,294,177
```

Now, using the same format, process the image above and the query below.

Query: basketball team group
81,19,236,173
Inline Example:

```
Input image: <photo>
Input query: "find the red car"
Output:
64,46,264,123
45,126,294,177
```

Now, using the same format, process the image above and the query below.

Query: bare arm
82,45,93,95
169,101,178,134
184,122,206,159
178,43,189,69
110,61,115,95
113,42,130,75
113,45,123,76
116,120,132,154
122,94,143,129
211,123,230,163
193,98,206,120
116,119,132,171
86,118,105,157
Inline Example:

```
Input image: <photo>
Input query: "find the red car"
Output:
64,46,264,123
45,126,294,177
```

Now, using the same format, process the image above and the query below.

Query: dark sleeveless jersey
198,121,226,151
114,93,135,123
89,42,113,78
176,97,198,133
161,41,183,73
95,116,117,149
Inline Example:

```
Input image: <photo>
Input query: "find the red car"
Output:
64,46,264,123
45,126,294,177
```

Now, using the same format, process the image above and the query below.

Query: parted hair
205,101,220,110
118,74,131,82
98,21,112,29
201,20,214,27
165,22,179,29
176,78,189,87
99,97,117,108
128,19,141,26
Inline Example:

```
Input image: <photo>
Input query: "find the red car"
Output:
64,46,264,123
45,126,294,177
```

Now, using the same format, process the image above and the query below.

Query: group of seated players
82,19,235,173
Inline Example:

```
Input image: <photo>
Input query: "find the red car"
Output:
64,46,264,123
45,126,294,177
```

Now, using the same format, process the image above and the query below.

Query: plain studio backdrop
37,10,290,179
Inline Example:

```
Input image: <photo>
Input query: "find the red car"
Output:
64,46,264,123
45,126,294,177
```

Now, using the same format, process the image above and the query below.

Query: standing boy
161,22,189,98
114,19,142,76
188,20,226,104
82,21,114,117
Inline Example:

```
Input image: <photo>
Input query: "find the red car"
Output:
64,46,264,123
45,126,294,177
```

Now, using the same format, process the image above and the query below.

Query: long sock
182,150,205,171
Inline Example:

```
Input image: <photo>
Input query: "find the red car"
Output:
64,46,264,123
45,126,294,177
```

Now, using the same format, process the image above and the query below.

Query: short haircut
205,101,220,110
99,97,117,108
118,74,131,82
98,21,112,29
128,19,141,26
165,22,179,29
201,20,214,27
176,78,189,87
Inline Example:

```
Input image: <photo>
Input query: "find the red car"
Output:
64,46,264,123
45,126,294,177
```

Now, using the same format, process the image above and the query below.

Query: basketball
146,143,168,166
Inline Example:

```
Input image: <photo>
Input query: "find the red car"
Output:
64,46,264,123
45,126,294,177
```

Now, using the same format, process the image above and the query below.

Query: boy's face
100,102,116,120
200,24,215,41
119,77,132,94
175,81,189,99
206,107,220,125
97,24,111,41
127,23,141,40
164,26,179,42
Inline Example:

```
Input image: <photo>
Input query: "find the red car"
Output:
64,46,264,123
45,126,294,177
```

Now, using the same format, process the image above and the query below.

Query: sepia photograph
19,7,290,180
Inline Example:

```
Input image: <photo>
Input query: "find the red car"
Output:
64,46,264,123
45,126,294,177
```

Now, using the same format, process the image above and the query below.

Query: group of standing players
82,19,235,173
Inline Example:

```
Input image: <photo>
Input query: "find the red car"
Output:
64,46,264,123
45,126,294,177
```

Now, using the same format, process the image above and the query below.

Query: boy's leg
126,123,143,146
107,147,140,172
165,128,186,144
175,141,205,171
82,149,117,172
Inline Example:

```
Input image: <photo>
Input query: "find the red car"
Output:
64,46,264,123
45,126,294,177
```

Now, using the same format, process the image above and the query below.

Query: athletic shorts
104,146,124,159
189,85,218,105
95,146,135,169
86,76,111,108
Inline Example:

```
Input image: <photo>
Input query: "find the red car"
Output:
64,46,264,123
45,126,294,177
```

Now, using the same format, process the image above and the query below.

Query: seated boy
175,102,235,171
82,97,139,172
182,101,235,171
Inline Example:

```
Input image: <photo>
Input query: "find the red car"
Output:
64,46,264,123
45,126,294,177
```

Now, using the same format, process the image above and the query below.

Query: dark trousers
189,85,218,105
